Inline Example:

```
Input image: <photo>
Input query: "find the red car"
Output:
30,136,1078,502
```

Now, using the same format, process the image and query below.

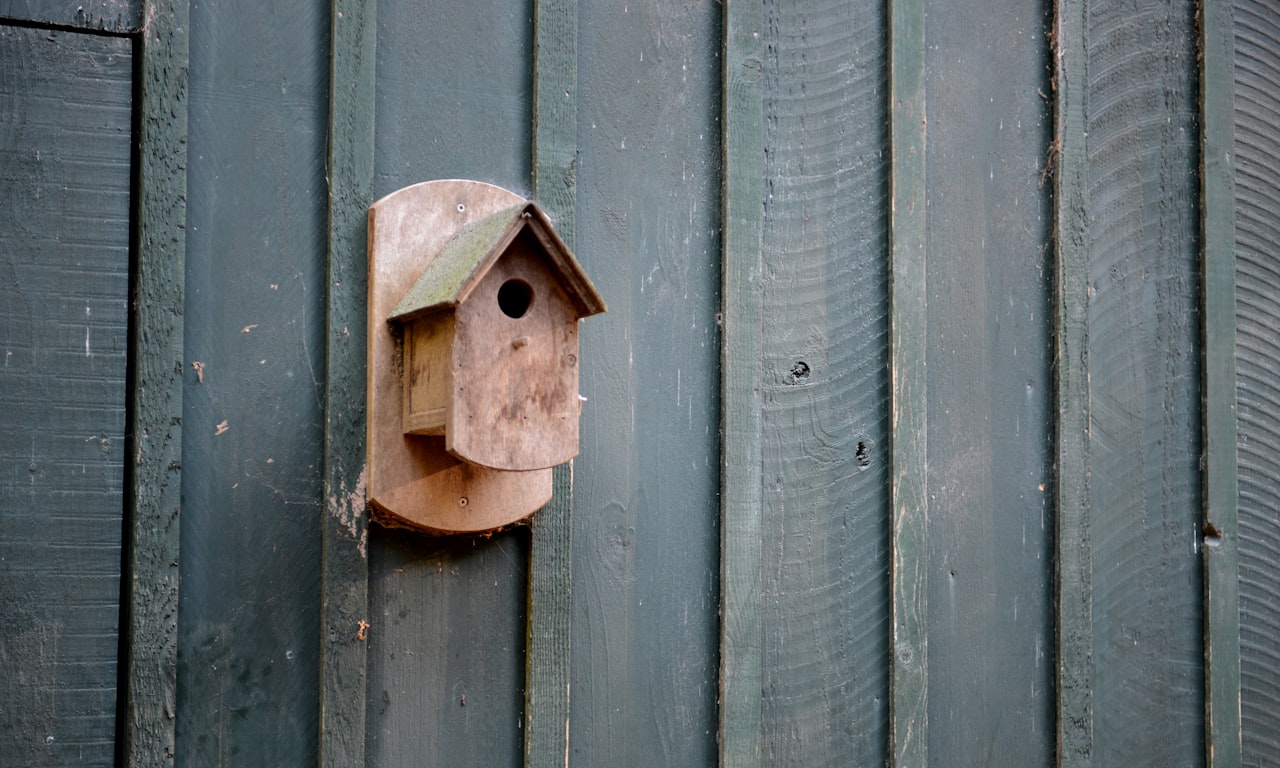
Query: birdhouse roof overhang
388,202,607,324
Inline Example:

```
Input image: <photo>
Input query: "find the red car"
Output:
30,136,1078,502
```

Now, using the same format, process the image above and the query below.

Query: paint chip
191,361,205,382
215,420,229,436
242,324,258,333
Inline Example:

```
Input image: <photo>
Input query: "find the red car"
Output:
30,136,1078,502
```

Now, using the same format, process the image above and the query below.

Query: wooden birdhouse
387,202,607,471
366,180,606,534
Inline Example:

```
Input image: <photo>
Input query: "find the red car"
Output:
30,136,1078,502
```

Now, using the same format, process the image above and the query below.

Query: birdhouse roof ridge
389,201,606,323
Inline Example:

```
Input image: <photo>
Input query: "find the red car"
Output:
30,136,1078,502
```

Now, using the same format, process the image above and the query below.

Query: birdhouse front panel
401,312,453,435
446,230,581,471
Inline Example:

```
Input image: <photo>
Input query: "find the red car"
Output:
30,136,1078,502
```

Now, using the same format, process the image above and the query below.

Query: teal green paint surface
364,0,532,764
1234,0,1280,762
126,1,188,762
1199,0,1241,762
525,1,577,763
758,1,891,765
889,0,928,762
923,0,1056,762
1052,0,1094,761
570,1,722,764
718,0,765,764
0,0,138,31
177,1,331,764
1087,0,1205,762
0,26,132,766
320,0,376,765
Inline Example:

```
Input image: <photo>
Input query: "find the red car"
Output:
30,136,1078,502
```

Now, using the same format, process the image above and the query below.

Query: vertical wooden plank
1199,2,1241,766
526,0,576,764
756,0,890,764
570,0,721,763
922,0,1056,761
1053,0,1094,764
1087,0,1204,762
0,25,133,767
888,0,927,762
720,0,765,765
321,0,375,766
177,1,330,763
125,1,187,763
364,1,532,763
1233,0,1280,762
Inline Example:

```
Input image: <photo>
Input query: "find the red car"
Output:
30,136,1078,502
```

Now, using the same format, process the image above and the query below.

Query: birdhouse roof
389,202,607,323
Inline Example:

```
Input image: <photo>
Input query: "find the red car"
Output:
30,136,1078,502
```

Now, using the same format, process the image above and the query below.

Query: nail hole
856,440,871,469
497,279,534,319
786,361,810,385
457,202,466,213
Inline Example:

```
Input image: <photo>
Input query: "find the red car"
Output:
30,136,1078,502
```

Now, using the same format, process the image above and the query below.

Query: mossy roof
389,202,606,323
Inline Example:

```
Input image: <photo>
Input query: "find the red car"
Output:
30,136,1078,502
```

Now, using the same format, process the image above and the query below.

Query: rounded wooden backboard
367,180,552,533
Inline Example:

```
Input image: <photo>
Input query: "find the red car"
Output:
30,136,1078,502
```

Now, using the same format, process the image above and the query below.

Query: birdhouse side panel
447,246,581,471
402,313,454,435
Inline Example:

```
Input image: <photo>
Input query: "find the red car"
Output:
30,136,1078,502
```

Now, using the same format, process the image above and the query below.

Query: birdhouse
365,180,606,534
387,202,607,471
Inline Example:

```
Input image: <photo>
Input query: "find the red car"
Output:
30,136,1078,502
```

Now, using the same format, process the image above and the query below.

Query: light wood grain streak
889,0,927,764
124,2,187,764
526,0,576,764
320,0,376,765
721,0,766,765
1233,0,1280,762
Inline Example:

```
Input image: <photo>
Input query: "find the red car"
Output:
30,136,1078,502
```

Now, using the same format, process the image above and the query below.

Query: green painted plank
525,0,576,764
1087,0,1204,761
1053,0,1094,764
720,0,765,764
364,1,531,763
124,2,188,764
176,2,329,763
0,25,132,767
569,1,721,763
320,0,376,766
1233,1,1280,762
0,0,139,32
888,0,927,763
1199,1,1241,765
756,0,890,764
921,0,1056,762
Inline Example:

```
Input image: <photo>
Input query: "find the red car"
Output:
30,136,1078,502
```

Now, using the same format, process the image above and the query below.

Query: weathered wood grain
526,0,577,762
124,2,188,764
320,0,375,765
364,1,532,764
1199,0,1241,764
0,25,132,767
1087,0,1204,762
889,0,928,762
1052,0,1094,763
570,0,721,763
720,0,765,764
0,0,138,32
757,0,889,765
923,0,1056,762
176,2,328,764
1233,0,1280,763
365,528,531,766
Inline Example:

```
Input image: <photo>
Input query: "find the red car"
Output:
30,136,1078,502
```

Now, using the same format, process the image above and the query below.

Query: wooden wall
1,0,1278,765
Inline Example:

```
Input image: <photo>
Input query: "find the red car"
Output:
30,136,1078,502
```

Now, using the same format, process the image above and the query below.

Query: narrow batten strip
888,0,928,764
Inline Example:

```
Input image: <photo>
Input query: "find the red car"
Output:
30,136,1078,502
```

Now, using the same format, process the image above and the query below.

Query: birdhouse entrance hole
498,278,533,319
